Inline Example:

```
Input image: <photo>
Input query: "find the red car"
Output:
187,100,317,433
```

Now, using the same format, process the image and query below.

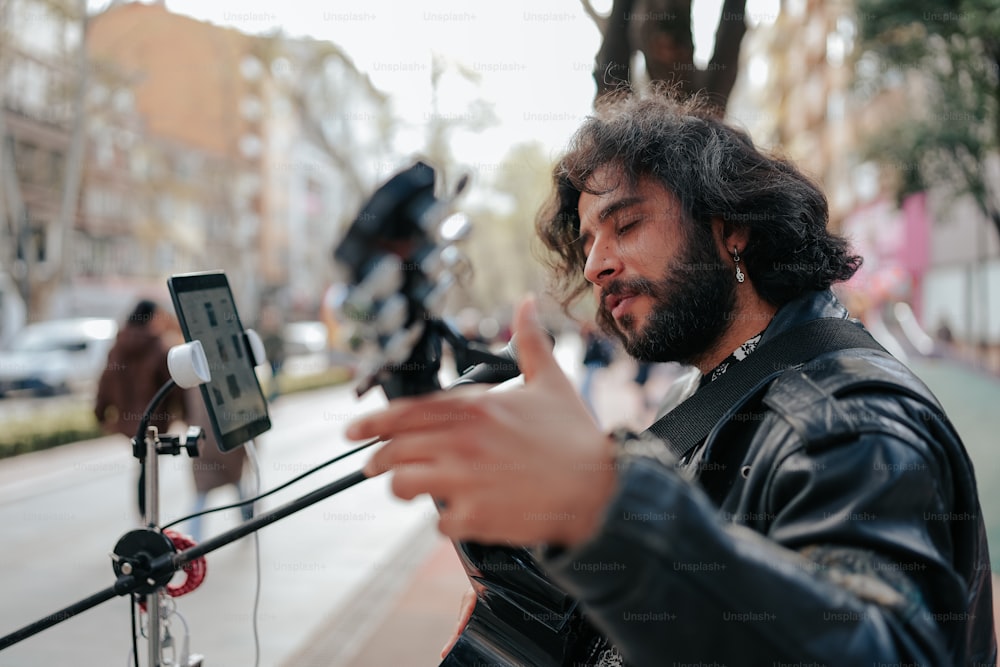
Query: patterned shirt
700,331,766,387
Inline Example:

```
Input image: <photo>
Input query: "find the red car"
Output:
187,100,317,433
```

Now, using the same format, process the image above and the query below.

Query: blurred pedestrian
258,304,286,402
182,390,252,542
94,299,184,518
935,318,954,345
579,321,614,419
632,361,653,403
320,282,356,373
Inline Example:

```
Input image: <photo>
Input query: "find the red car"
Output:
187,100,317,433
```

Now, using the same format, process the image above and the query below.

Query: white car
0,318,118,397
282,320,329,356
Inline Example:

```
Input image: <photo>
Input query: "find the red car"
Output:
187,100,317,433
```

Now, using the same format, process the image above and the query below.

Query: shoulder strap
644,318,887,459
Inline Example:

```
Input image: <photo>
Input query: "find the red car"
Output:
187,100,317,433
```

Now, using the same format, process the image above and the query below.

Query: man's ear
711,217,750,256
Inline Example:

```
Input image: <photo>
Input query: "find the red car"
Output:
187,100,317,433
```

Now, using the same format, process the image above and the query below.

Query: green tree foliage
855,0,1000,239
459,142,553,316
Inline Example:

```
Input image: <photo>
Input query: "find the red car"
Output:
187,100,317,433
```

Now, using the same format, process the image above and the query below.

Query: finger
389,458,469,501
363,429,452,477
440,588,477,658
345,395,419,441
435,497,481,540
511,294,562,384
346,389,485,441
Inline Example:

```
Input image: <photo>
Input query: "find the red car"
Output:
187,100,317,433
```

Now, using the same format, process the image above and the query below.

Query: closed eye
616,218,641,236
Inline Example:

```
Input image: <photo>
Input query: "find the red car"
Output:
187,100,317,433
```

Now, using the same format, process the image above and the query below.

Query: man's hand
348,296,617,547
440,587,477,658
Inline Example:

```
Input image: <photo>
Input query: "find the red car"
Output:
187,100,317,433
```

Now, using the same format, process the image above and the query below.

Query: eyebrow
598,195,644,221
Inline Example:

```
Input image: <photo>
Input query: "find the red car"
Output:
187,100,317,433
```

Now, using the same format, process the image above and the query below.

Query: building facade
0,0,84,325
729,0,999,364
0,0,398,327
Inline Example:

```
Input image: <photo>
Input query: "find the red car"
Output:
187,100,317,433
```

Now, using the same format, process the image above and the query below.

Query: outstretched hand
347,296,617,547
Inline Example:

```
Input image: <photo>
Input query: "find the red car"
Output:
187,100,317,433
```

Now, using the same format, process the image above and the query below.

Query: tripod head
333,161,511,401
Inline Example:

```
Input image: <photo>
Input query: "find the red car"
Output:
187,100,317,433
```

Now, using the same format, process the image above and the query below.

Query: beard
596,231,737,366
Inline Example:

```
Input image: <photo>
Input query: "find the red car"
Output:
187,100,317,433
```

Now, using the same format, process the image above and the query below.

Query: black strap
645,318,887,460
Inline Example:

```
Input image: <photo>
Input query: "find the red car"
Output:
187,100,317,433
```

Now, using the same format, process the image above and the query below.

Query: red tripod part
137,530,207,611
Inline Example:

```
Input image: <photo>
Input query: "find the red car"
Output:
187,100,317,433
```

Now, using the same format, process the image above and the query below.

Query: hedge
0,367,353,460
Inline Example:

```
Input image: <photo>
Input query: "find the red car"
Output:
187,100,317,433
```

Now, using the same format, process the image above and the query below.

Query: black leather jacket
540,290,997,667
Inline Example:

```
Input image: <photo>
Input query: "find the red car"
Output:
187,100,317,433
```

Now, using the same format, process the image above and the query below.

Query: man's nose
583,239,622,286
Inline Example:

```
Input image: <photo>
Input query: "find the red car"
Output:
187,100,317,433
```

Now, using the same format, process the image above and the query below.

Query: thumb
511,294,559,383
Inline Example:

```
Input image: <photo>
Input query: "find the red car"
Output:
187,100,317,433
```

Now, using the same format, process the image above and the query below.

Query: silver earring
733,247,745,283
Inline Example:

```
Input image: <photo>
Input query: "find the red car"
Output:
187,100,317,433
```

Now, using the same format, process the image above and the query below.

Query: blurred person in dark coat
183,390,252,542
95,299,183,517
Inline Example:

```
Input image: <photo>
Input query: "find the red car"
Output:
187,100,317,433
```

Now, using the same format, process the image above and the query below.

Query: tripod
129,421,206,667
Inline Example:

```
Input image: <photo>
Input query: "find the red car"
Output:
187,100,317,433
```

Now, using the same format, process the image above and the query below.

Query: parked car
282,320,329,357
0,317,118,397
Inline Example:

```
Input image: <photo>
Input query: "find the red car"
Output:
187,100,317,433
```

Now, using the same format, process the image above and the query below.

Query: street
908,356,1000,571
0,382,437,667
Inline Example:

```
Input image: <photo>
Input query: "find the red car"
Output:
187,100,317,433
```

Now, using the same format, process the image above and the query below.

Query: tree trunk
0,0,31,310
44,0,90,289
704,0,748,110
1,0,92,318
592,0,636,99
590,0,748,112
634,0,697,96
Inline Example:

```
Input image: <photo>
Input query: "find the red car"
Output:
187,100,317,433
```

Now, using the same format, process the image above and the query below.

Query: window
16,222,47,263
13,141,39,183
48,150,64,186
7,60,49,115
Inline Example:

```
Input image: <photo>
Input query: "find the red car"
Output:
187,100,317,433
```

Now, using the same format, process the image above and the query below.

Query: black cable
133,379,178,447
161,436,382,530
132,378,179,519
130,596,139,667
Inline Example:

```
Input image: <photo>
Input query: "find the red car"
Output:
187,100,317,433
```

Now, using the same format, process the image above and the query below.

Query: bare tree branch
704,0,748,111
593,0,636,100
579,0,607,32
591,0,747,112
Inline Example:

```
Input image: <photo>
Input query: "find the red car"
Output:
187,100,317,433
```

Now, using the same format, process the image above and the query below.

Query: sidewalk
281,528,468,667
340,535,469,667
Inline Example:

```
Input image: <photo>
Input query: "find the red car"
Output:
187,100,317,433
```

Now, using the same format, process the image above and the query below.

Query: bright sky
91,0,780,167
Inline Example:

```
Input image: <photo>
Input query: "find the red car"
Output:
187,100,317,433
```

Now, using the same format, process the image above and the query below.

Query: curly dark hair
535,89,861,312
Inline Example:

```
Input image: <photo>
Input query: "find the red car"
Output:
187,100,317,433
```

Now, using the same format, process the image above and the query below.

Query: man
347,92,996,666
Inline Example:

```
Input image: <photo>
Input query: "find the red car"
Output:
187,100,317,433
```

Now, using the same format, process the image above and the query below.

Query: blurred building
3,1,395,323
84,3,267,314
254,35,395,318
0,0,84,325
85,2,396,320
729,0,860,226
729,0,999,363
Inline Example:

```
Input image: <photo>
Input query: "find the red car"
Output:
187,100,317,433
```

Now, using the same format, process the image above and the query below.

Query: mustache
600,277,658,309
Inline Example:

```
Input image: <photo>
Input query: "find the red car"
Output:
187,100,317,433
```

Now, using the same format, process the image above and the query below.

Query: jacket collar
758,289,851,347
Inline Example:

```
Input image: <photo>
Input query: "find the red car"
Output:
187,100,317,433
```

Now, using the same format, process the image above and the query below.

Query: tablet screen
168,272,271,451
